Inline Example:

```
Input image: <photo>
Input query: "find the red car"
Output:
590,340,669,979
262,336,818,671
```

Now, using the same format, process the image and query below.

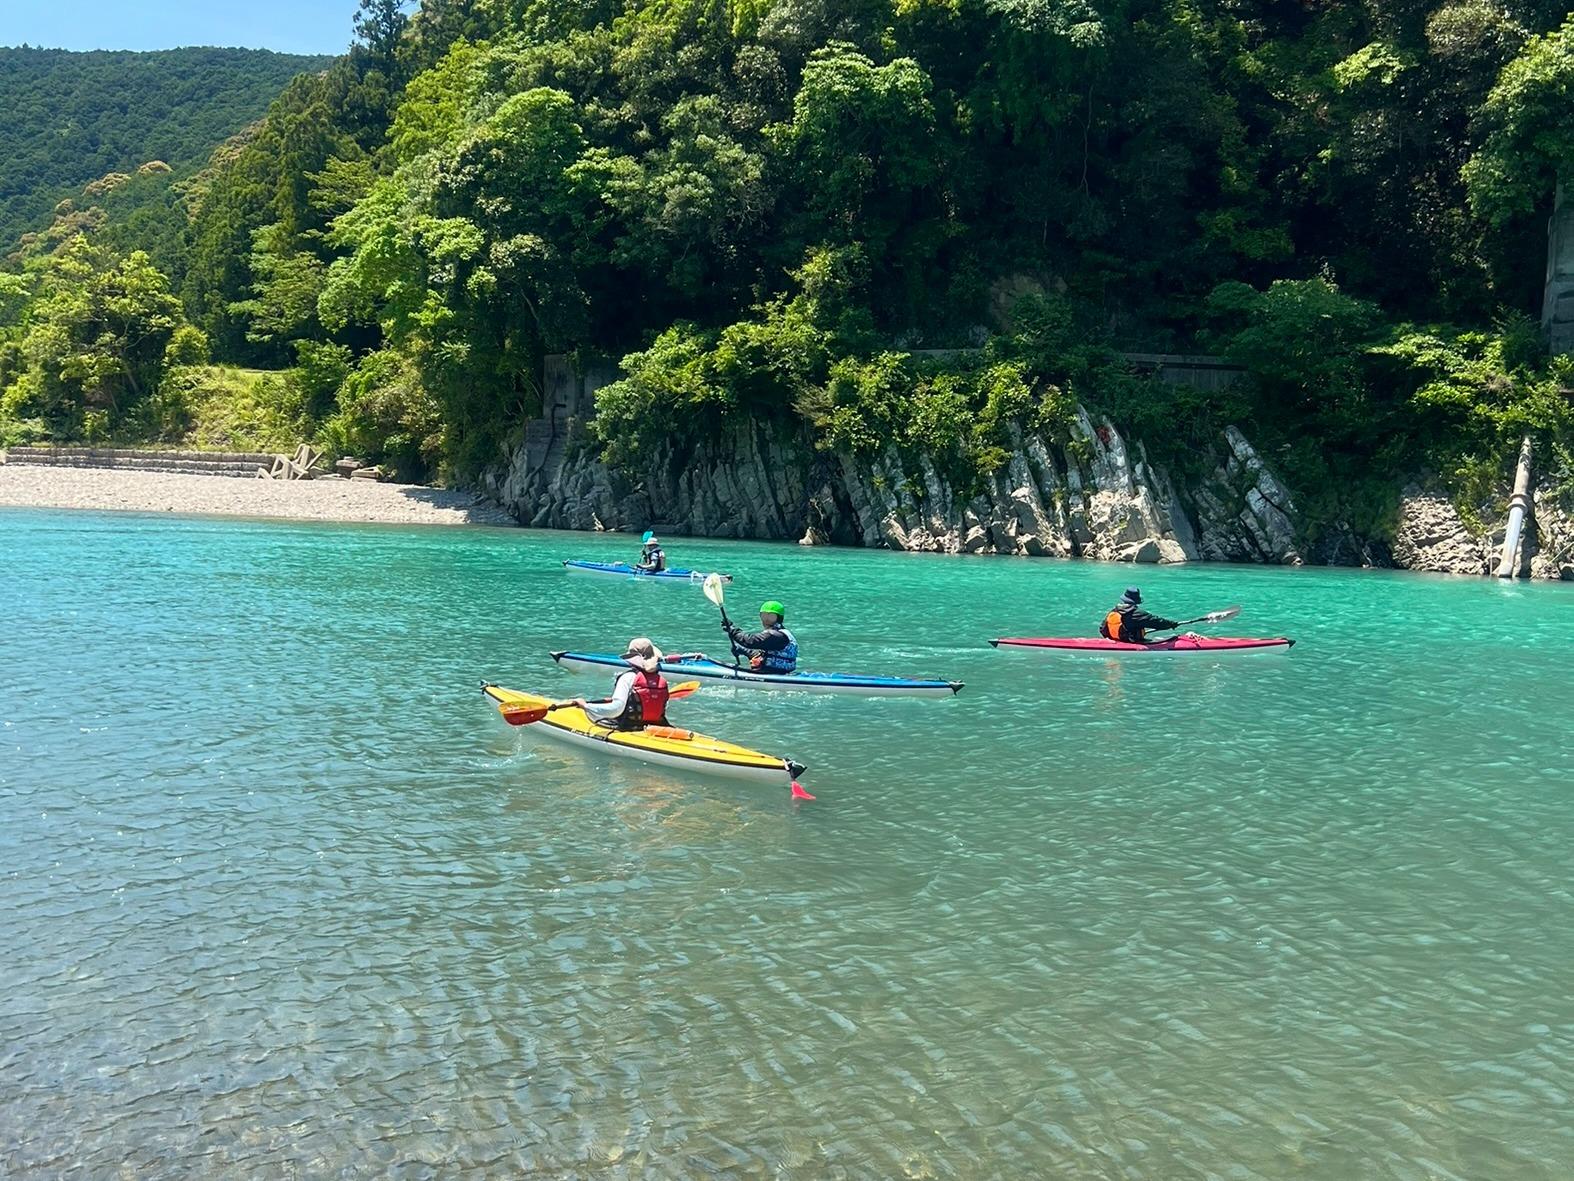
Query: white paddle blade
1205,605,1242,623
702,572,726,608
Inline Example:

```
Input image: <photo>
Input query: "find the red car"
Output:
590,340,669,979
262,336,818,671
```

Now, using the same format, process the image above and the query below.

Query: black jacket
723,621,793,652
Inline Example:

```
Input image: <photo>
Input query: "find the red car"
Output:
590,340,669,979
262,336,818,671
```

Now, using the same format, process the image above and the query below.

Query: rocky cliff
479,407,1571,580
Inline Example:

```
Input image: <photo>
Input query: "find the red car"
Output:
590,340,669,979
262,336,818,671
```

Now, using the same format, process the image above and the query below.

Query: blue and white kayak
551,651,964,698
561,560,731,583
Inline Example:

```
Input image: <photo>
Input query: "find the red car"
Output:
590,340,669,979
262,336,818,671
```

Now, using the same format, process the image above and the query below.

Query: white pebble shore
0,464,516,527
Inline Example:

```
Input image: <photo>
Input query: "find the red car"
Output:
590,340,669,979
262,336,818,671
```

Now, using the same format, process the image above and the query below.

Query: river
3,508,1571,1178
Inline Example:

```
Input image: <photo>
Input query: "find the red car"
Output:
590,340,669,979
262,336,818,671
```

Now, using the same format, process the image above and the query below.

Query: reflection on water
3,509,1572,1178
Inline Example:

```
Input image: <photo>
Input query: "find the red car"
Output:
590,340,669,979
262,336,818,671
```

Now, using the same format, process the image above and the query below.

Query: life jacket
621,669,670,727
641,544,666,571
1101,606,1142,644
749,626,798,674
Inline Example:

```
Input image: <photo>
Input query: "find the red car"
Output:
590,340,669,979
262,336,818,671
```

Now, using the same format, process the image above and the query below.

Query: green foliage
1377,316,1574,451
164,325,212,368
0,47,331,251
817,354,1056,487
593,324,724,465
294,341,355,418
9,0,1574,529
0,241,188,438
1464,17,1574,227
318,349,444,478
1207,279,1383,421
230,222,328,345
159,365,308,451
389,39,489,164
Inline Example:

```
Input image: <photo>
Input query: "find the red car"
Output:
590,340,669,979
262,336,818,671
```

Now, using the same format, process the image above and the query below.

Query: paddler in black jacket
1100,587,1179,644
722,600,799,673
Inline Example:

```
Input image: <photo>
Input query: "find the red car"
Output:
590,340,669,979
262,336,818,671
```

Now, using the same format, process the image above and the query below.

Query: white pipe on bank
1496,434,1534,578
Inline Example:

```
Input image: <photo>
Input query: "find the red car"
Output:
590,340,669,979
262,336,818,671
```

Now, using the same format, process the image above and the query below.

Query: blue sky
1,0,364,56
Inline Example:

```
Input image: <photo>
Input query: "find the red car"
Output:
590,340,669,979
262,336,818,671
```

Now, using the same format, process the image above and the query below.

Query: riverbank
0,463,514,527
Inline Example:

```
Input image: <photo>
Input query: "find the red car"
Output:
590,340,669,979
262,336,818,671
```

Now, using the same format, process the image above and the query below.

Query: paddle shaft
1160,606,1242,629
499,681,699,725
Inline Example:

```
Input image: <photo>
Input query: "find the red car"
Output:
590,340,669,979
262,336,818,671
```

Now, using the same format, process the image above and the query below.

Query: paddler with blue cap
1099,587,1180,644
635,530,666,573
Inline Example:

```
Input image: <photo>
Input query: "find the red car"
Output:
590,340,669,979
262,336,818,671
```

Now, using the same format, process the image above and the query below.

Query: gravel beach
0,464,516,527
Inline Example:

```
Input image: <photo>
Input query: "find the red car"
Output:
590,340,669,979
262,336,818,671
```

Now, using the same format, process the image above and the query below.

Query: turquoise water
3,507,1572,1178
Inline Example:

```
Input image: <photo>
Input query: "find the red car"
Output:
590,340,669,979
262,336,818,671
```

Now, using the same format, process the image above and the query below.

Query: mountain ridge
0,45,334,249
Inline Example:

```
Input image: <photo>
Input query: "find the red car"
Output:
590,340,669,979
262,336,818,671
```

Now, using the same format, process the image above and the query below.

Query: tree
1464,16,1574,227
354,0,414,78
1,241,187,436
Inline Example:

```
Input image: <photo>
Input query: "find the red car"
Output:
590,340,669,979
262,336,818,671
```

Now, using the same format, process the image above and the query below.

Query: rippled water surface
3,508,1572,1178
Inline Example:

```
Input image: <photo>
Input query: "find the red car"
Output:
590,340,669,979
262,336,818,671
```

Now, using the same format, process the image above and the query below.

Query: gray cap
622,637,663,672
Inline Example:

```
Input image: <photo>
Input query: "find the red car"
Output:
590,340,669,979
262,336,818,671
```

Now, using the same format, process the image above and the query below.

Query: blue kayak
551,651,964,698
561,560,731,583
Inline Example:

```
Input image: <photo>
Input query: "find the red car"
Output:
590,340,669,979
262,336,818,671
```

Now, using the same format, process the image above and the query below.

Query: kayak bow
551,651,963,698
481,683,807,789
990,636,1295,656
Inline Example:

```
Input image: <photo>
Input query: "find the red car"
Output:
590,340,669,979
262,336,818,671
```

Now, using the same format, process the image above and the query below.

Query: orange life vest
1101,608,1142,643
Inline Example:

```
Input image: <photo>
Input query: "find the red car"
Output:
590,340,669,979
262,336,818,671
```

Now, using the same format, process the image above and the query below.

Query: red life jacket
625,669,670,726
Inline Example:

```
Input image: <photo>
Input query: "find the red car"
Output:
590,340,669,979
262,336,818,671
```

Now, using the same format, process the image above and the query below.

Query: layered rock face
1390,486,1491,576
1528,487,1574,580
480,395,1570,579
482,407,1306,566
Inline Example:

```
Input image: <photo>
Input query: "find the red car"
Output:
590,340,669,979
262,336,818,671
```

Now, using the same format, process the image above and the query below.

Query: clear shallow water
2,507,1571,1179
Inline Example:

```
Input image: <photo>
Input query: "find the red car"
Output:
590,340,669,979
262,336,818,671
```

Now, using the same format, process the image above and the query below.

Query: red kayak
990,636,1295,656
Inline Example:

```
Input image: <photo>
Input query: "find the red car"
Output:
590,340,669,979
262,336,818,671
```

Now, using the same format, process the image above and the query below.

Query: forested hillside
0,47,333,249
3,0,1572,540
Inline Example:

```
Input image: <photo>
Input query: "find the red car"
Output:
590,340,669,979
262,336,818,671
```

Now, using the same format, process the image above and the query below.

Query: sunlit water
2,508,1571,1178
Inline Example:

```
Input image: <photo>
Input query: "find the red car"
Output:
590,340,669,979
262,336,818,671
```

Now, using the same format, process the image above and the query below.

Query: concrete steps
2,446,281,478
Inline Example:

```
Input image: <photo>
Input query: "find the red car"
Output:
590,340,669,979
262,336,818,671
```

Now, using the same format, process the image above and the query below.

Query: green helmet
759,600,786,618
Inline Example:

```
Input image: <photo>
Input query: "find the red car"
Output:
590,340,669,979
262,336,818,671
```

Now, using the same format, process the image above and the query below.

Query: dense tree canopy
4,0,1572,527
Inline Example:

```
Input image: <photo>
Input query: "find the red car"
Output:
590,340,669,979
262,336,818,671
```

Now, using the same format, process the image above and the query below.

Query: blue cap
1122,587,1142,604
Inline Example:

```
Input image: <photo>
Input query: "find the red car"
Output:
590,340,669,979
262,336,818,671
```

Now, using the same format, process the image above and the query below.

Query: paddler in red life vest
635,531,666,573
565,637,671,730
1100,587,1180,644
723,600,799,673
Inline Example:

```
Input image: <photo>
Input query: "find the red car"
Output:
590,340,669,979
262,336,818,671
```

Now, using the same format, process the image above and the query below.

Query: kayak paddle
1165,605,1242,629
497,681,702,726
702,572,731,625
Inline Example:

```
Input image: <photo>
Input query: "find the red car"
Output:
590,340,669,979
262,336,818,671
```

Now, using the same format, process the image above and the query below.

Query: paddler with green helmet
723,599,799,673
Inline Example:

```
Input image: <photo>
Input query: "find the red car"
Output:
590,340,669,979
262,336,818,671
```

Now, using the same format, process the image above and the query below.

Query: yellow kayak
482,684,808,790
